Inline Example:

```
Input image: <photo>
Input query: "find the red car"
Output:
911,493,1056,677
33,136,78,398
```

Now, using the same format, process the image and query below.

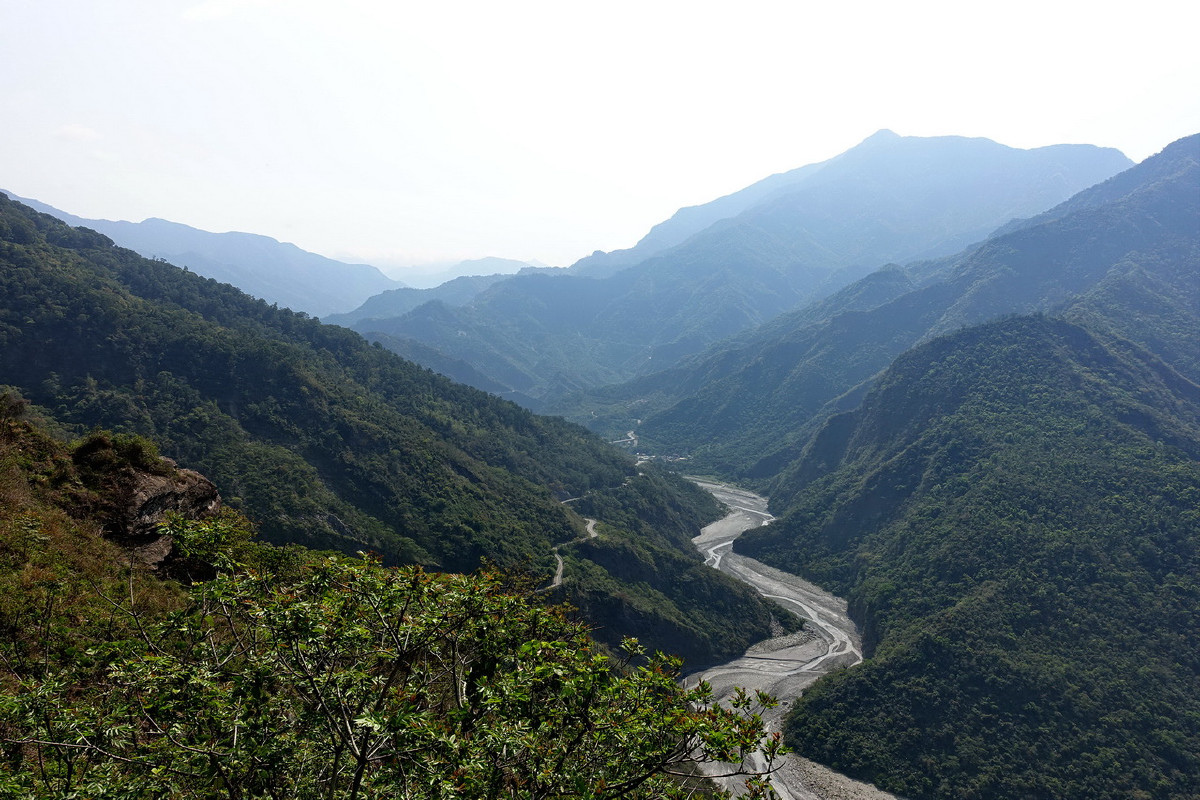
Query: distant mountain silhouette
5,194,401,317
589,134,1198,483
571,129,1131,278
350,132,1131,404
396,256,545,289
324,273,514,327
568,150,837,279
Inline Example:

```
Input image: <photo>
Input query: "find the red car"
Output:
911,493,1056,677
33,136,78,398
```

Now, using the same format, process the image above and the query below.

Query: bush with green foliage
0,398,785,798
3,552,784,799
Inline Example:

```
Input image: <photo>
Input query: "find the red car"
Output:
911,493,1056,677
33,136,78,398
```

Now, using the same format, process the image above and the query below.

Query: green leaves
5,553,783,799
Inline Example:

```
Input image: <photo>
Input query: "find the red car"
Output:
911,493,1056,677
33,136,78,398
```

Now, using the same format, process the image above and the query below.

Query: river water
687,479,897,800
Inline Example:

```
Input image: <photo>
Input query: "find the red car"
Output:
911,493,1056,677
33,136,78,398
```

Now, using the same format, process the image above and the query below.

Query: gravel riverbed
687,479,899,800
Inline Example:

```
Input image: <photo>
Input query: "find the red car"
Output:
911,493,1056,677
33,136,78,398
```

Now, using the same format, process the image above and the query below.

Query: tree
4,552,783,799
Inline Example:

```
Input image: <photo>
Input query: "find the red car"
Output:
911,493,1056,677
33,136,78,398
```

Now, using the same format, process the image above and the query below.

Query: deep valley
2,129,1197,799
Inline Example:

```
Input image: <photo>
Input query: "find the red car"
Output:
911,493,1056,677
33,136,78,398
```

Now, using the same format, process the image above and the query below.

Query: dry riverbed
687,480,898,800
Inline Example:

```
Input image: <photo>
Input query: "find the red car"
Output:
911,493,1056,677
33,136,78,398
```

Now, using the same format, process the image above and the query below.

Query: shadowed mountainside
577,134,1198,483
0,193,786,665
344,132,1130,406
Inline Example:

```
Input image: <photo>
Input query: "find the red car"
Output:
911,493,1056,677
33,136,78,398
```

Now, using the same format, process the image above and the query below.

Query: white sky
1,0,1197,274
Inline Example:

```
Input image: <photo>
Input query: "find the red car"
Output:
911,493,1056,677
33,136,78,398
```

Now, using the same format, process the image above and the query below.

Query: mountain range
0,194,790,666
2,127,1197,798
323,272,514,327
569,134,1198,479
391,255,545,289
4,194,402,317
713,133,1199,798
524,131,1200,798
335,131,1131,406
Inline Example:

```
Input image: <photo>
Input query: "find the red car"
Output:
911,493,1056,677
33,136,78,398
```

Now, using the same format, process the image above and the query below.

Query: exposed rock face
105,465,222,567
68,433,223,568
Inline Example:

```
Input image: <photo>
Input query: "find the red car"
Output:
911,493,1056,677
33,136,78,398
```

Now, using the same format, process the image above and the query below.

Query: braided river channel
687,480,899,800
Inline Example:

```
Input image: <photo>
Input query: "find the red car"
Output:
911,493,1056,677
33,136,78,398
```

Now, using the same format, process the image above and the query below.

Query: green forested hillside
4,128,1193,797
737,315,1200,798
0,193,780,665
579,134,1195,479
350,132,1129,406
0,399,781,799
9,194,402,317
708,135,1200,798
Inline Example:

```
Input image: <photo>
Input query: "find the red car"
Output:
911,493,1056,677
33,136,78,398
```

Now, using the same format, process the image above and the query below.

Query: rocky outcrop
103,465,222,567
69,432,222,568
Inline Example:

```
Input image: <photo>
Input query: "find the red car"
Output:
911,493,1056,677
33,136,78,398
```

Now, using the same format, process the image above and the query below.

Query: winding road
543,517,599,591
687,480,896,800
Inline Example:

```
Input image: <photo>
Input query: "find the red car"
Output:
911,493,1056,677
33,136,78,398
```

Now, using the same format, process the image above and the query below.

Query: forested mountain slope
735,315,1200,799
607,133,1198,479
9,194,400,317
0,193,786,665
324,272,512,327
347,132,1129,406
573,129,1129,279
0,400,780,798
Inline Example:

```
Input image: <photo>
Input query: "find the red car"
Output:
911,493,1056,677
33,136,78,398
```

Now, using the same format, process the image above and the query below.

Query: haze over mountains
334,131,1131,406
568,129,1127,279
0,195,792,666
324,273,515,327
6,194,403,318
2,127,1197,799
392,256,546,289
580,134,1198,480
10,196,553,319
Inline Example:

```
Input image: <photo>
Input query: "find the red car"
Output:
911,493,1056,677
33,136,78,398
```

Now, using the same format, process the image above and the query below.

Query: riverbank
687,479,897,800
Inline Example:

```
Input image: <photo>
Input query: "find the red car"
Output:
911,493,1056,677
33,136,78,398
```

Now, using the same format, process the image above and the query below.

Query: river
687,479,897,800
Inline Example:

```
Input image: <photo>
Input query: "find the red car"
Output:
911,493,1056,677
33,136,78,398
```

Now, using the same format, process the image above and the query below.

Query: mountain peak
862,128,901,143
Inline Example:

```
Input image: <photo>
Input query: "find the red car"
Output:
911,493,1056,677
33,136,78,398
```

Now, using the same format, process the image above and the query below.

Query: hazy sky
2,1,1197,275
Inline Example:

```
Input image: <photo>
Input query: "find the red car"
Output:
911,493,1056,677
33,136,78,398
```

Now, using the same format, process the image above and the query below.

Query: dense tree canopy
0,193,781,666
0,404,783,798
5,555,784,799
738,316,1200,799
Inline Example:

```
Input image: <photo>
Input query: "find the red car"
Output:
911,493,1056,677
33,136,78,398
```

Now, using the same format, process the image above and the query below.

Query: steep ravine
687,480,898,800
